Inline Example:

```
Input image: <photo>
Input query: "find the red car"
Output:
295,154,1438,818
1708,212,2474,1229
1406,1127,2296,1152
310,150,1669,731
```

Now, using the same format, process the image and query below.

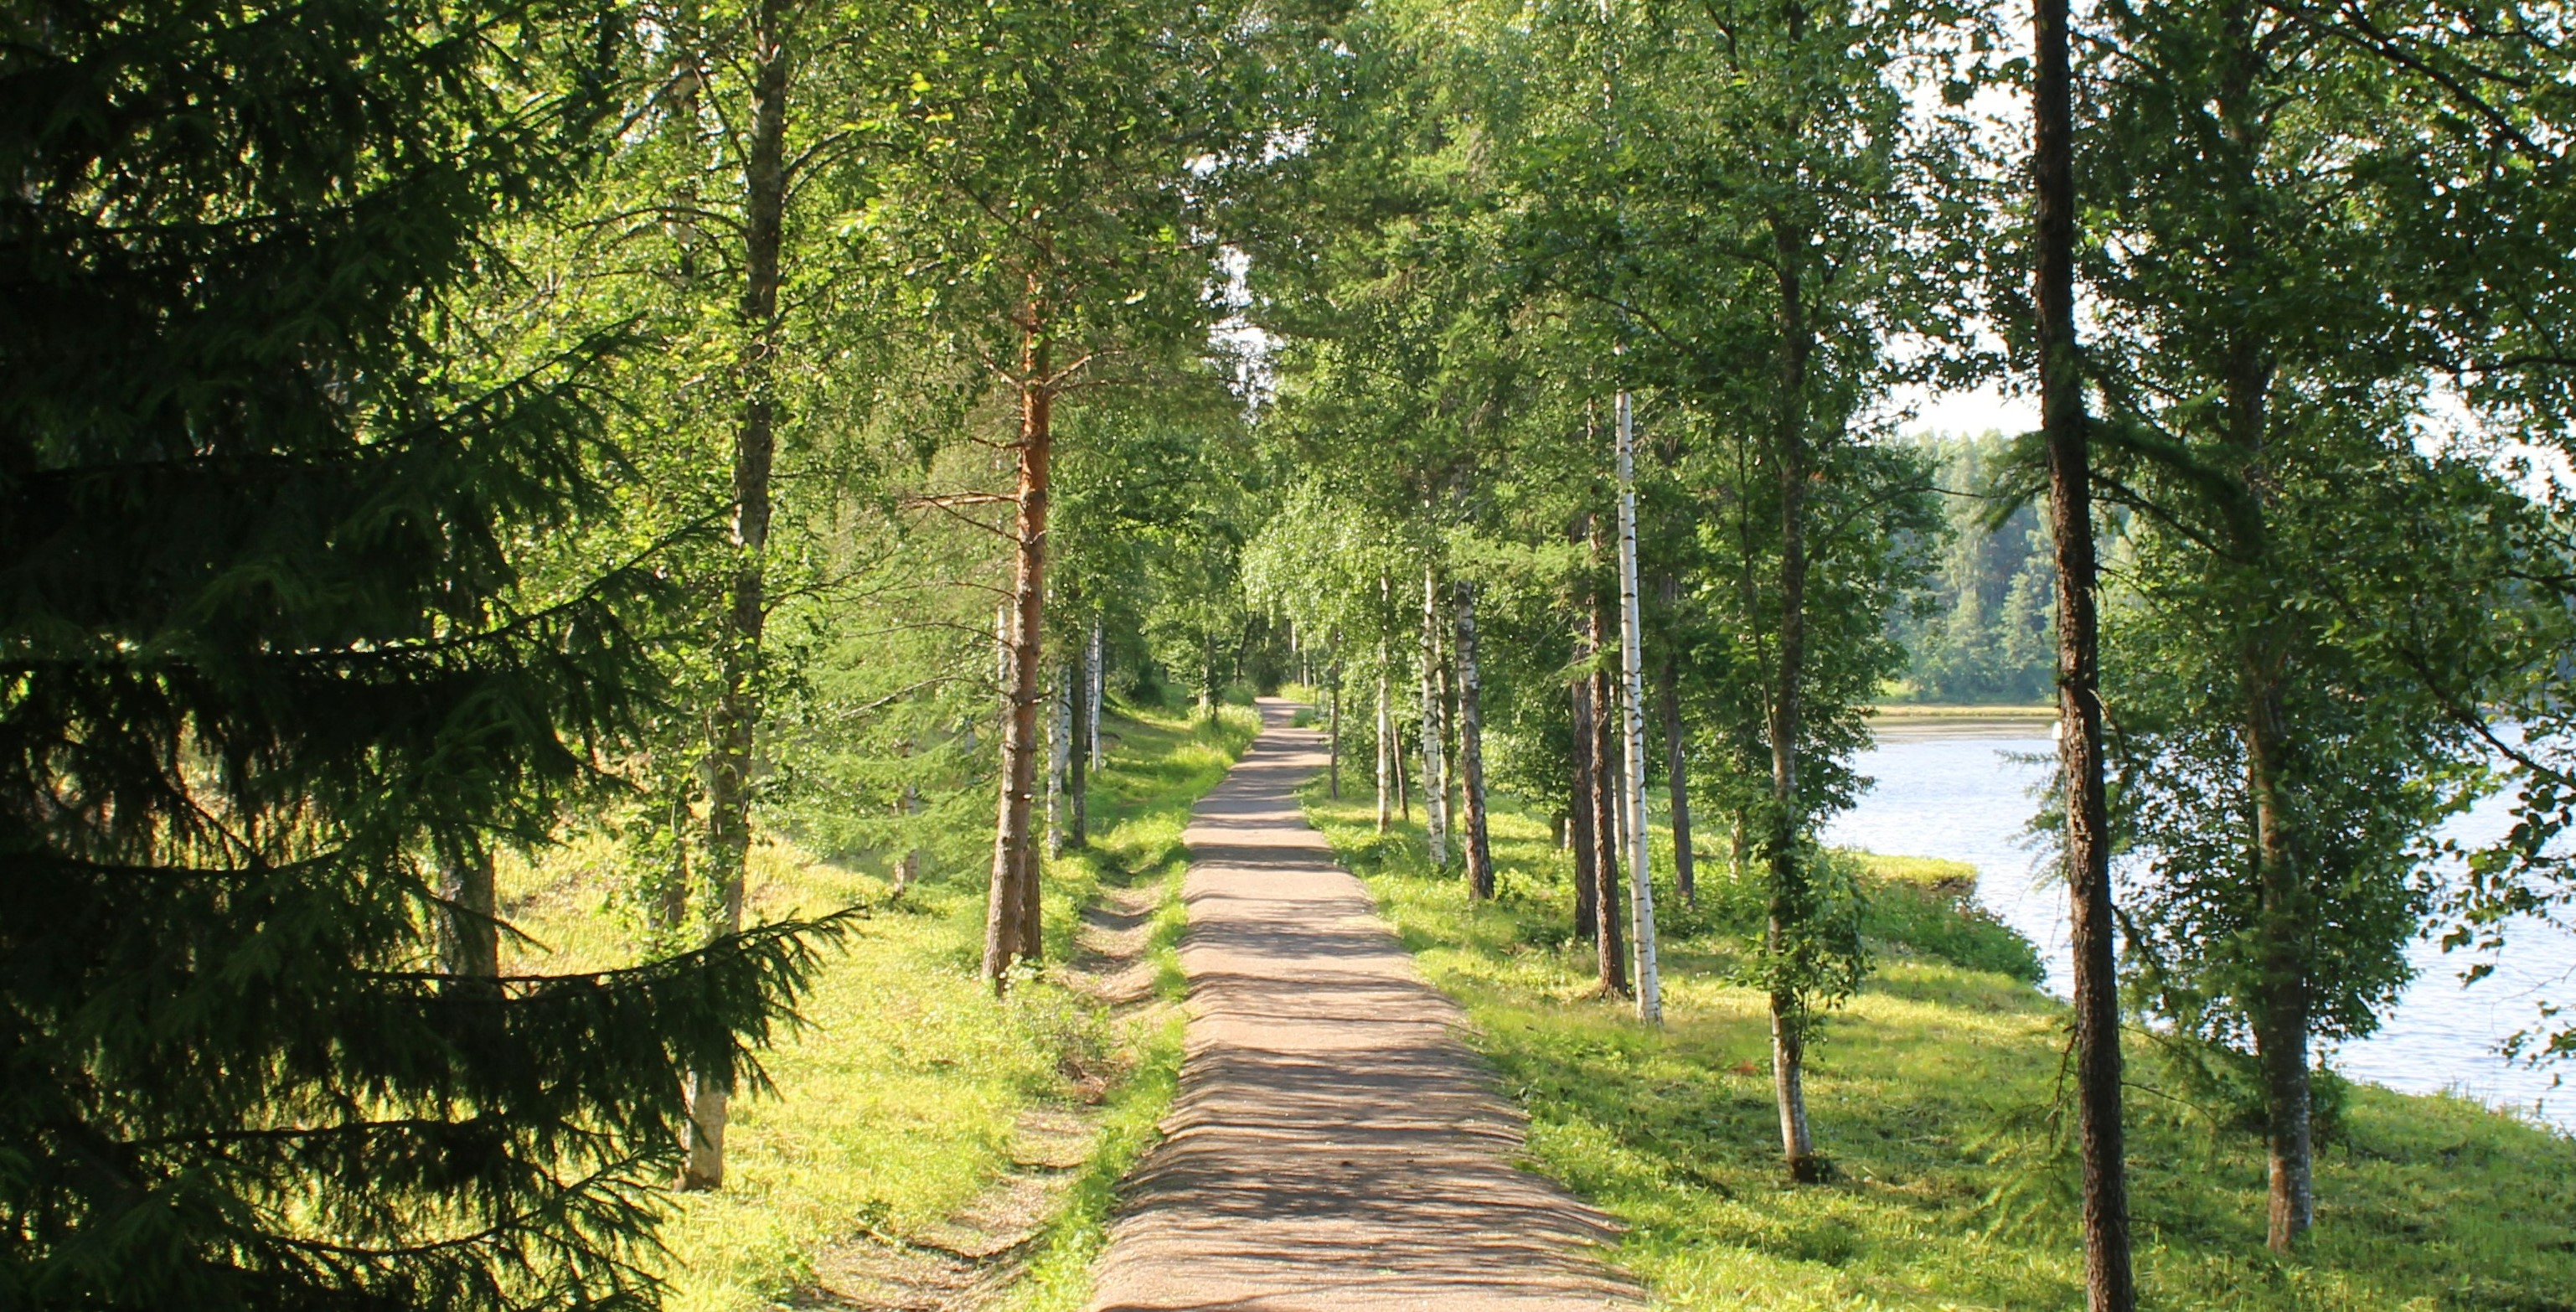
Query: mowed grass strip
500,701,1259,1311
1303,782,2576,1312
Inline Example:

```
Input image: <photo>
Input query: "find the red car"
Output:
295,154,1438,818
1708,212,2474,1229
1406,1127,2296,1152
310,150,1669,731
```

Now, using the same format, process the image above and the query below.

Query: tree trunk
1588,515,1629,999
684,0,787,1192
1329,655,1343,800
1613,388,1662,1023
894,737,921,896
1455,581,1494,899
984,275,1052,991
1067,642,1089,847
1420,564,1451,869
1571,666,1600,942
438,835,498,982
1376,643,1393,834
1766,219,1819,1184
1589,661,1627,998
1047,659,1070,859
2037,0,2136,1296
1087,620,1104,775
1658,577,1696,907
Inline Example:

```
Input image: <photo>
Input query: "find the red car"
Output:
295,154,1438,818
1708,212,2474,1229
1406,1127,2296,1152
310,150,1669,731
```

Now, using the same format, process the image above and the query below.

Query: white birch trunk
1086,620,1103,775
1376,642,1393,834
1419,564,1450,868
1616,387,1662,1025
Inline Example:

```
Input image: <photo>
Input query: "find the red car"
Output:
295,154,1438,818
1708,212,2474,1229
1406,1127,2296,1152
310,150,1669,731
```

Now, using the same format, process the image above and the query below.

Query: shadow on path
1087,700,1642,1312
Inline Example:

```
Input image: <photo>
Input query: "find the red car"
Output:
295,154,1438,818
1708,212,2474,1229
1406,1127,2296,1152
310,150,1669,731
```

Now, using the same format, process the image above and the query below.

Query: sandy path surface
1087,700,1642,1312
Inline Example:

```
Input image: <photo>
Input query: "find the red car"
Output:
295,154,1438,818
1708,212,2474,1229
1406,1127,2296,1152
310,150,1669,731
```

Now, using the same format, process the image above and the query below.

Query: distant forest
1889,433,2057,705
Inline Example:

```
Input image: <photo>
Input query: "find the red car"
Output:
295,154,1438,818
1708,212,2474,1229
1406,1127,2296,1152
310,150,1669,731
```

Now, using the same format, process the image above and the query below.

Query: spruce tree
0,2,839,1305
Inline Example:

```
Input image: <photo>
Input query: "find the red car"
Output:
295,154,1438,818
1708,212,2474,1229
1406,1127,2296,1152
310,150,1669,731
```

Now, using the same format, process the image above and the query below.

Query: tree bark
1087,620,1103,775
984,274,1052,991
2037,0,2136,1297
1613,389,1662,1023
1329,654,1343,800
1455,581,1494,899
1765,217,1819,1183
1588,516,1629,999
1067,640,1089,847
1571,664,1600,942
684,0,787,1193
1047,659,1071,859
437,835,499,983
1658,576,1696,906
1376,640,1393,834
1420,564,1451,868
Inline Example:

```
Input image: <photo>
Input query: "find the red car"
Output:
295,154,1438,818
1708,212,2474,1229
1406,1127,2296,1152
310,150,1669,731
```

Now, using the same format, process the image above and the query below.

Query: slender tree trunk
1087,620,1103,775
1329,655,1343,800
894,737,921,896
2037,0,2135,1297
683,0,787,1192
1455,581,1494,899
1613,389,1662,1023
985,274,1052,991
1067,642,1089,848
1376,643,1393,834
1420,563,1451,868
1396,715,1410,821
1588,516,1629,999
438,835,499,982
2222,344,2310,1251
1047,659,1070,859
1589,661,1628,998
1765,220,1820,1183
1571,666,1600,942
1658,576,1696,906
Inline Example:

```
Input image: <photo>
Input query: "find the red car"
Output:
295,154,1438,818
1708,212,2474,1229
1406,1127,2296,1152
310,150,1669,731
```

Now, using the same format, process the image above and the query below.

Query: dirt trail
1088,700,1642,1312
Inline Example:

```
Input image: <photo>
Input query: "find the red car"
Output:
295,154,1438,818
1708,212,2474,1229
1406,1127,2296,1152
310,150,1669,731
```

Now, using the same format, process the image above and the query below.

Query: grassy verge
499,700,1258,1311
1303,783,2576,1311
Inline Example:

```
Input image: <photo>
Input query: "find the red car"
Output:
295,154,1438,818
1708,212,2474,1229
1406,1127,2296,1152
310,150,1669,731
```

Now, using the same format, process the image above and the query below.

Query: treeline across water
8,2,2576,1310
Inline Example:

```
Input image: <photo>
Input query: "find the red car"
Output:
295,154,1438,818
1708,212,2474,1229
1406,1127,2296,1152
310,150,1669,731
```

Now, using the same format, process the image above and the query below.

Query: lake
1820,717,2576,1134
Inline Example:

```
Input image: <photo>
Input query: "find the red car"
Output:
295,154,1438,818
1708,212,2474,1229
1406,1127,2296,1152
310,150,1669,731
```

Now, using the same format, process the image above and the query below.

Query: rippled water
1820,719,2576,1132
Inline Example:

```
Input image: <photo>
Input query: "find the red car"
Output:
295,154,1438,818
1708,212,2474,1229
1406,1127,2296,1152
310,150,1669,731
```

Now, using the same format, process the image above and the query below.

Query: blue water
1820,721,2576,1132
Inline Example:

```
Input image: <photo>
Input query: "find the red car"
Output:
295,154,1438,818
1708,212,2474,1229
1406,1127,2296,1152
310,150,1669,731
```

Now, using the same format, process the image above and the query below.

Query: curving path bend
1087,700,1643,1312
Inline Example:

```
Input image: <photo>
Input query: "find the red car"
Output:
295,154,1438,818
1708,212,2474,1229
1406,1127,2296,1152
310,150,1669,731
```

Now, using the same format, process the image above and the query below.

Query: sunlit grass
1304,781,2576,1311
499,701,1258,1310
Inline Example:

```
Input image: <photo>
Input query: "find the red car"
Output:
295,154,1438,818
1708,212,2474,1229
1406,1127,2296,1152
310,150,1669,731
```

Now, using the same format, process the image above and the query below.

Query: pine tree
0,3,839,1304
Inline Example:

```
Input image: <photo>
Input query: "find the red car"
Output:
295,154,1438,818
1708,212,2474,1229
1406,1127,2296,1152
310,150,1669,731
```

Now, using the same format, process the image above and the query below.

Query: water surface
1820,718,2575,1132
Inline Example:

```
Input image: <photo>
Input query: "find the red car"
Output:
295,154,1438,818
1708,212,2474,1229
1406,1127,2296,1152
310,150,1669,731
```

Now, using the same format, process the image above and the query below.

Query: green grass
1303,783,2576,1312
499,701,1258,1311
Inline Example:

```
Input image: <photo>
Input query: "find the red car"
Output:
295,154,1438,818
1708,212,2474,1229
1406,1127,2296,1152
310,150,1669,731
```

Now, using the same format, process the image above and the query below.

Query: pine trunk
1454,582,1494,899
2038,0,2136,1297
984,276,1052,990
684,0,787,1192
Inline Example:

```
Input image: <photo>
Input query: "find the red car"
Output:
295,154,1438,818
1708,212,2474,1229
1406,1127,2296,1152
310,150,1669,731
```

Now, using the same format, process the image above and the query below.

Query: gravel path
1087,700,1643,1312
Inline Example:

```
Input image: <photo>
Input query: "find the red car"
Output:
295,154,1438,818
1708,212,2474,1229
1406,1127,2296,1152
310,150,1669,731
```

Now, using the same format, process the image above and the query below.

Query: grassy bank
1303,785,2576,1311
499,700,1258,1311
